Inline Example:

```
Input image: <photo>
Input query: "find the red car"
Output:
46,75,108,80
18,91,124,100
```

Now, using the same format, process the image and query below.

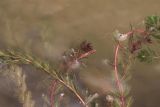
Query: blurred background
0,0,160,107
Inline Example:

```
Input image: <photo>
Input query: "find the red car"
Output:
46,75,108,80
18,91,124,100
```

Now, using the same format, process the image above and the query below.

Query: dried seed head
60,41,96,72
114,30,128,41
80,41,93,52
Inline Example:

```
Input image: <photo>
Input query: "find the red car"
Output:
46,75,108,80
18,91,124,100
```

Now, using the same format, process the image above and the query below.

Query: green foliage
145,15,160,40
113,99,121,107
145,15,160,30
152,32,160,39
137,49,152,62
126,97,133,107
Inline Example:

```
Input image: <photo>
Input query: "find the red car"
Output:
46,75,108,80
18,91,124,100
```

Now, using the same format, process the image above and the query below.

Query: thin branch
0,50,87,107
114,44,125,107
50,80,57,107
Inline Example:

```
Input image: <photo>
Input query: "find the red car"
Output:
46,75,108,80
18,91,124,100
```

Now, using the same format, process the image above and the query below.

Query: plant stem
114,28,148,106
0,52,87,107
50,80,57,107
27,60,87,107
126,29,146,36
114,44,125,107
57,77,87,106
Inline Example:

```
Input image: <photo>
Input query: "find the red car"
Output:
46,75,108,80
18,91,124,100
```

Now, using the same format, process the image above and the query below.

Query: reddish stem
78,49,96,60
50,80,57,107
114,28,147,106
125,29,146,36
114,44,125,107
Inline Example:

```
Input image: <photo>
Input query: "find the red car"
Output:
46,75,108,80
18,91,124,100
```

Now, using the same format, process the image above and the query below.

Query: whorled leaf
145,15,160,30
137,49,153,62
